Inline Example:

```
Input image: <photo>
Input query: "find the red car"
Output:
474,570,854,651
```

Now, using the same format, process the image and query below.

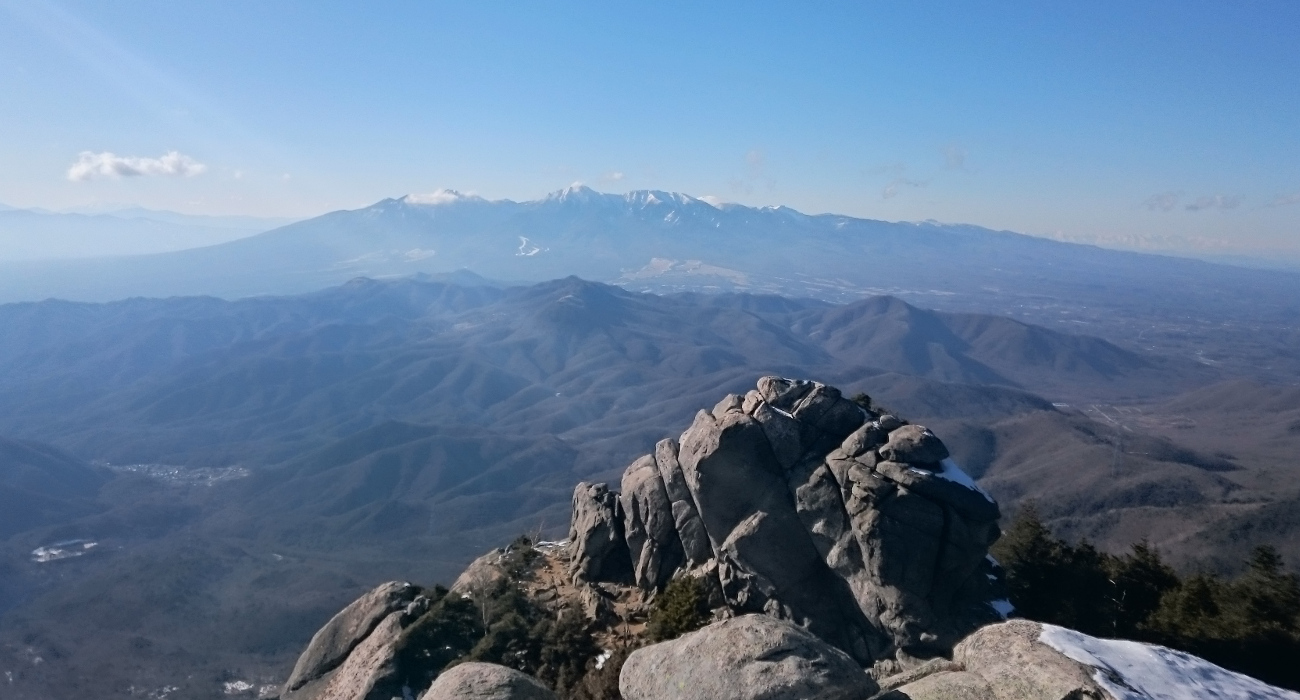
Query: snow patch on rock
938,458,995,503
1039,624,1300,700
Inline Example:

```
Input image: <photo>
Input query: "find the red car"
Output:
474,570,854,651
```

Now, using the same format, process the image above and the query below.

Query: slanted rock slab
284,581,418,694
420,662,557,700
619,614,879,700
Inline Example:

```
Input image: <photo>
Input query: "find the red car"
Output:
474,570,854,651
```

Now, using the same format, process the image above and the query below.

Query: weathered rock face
283,581,431,700
569,377,1006,666
621,455,686,589
567,481,633,584
619,614,879,700
654,438,712,567
419,662,557,700
952,620,1108,700
285,582,419,694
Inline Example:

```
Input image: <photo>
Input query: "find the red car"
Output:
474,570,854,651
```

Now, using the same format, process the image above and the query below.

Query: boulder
756,376,816,410
284,581,419,694
879,425,950,465
420,662,556,700
567,482,633,584
621,455,686,589
954,620,1300,700
286,593,431,700
451,550,507,597
953,620,1108,700
619,614,878,700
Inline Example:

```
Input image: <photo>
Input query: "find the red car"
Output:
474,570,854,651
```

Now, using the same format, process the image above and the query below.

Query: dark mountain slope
0,278,1199,470
0,277,1293,700
228,422,579,549
0,437,108,538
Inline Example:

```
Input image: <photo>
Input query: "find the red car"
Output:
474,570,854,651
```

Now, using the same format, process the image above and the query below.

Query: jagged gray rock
572,376,1005,667
619,614,879,700
621,455,686,589
653,438,712,566
567,481,633,584
419,662,557,700
284,581,419,696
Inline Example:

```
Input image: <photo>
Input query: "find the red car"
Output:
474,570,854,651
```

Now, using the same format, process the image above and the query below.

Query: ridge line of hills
1,273,1298,700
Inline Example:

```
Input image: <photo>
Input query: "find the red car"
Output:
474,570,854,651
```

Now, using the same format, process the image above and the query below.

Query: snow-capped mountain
1,186,1297,347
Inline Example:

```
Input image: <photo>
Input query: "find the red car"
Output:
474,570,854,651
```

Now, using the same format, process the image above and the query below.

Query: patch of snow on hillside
223,680,255,695
517,236,543,256
1039,624,1300,700
31,539,98,563
937,458,994,503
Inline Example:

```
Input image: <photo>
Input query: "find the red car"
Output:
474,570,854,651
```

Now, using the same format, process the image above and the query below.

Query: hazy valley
1,258,1299,698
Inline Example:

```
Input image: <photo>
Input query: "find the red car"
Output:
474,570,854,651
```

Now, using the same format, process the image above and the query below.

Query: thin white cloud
882,178,925,199
1185,194,1241,212
943,145,967,170
407,189,471,205
729,149,776,196
1143,191,1180,211
1268,192,1300,207
601,171,625,183
67,150,207,181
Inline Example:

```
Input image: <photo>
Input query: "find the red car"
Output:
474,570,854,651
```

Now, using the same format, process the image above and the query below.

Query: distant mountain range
0,205,294,261
0,185,1292,312
4,186,1296,381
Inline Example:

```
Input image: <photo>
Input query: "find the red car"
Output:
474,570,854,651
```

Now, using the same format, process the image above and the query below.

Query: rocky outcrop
282,582,432,700
419,662,557,700
568,481,634,584
568,376,1005,666
283,377,1300,700
619,614,878,700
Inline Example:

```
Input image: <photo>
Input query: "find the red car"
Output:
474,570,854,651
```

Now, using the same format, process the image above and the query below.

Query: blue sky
1,0,1298,258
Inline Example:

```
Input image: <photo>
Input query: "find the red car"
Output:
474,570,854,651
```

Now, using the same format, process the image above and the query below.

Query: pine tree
1238,545,1300,636
1111,541,1179,637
